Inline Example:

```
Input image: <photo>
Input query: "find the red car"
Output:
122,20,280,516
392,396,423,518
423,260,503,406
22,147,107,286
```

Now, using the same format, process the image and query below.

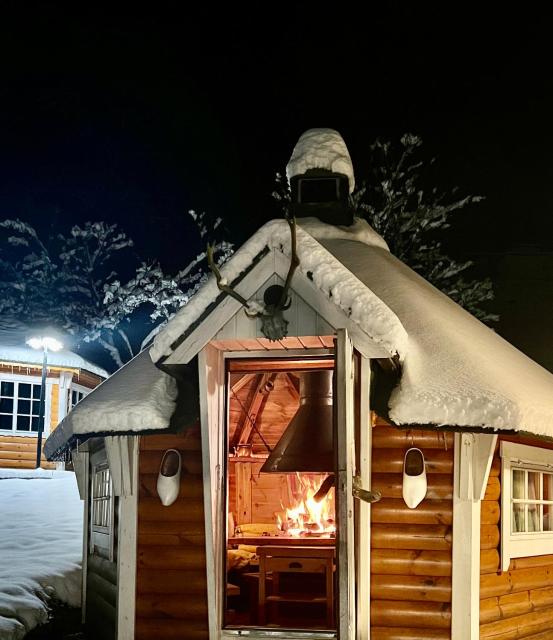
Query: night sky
1,5,552,364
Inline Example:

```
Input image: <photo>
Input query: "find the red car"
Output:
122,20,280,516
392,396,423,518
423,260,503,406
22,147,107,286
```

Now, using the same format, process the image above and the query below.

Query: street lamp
25,334,64,468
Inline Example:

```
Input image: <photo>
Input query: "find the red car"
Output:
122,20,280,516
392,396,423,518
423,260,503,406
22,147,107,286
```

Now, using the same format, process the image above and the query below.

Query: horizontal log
139,429,201,452
138,497,204,522
371,524,452,551
481,524,500,550
136,593,208,620
481,566,553,599
371,549,451,577
86,591,117,628
371,575,451,602
481,549,501,575
0,449,41,460
481,500,500,525
480,585,553,624
372,450,453,475
371,628,451,640
372,499,452,526
139,450,203,474
138,533,205,547
135,618,208,640
86,571,118,607
483,476,501,501
139,473,204,500
136,569,207,595
138,546,206,570
371,600,451,629
87,554,118,584
0,441,40,453
480,606,553,640
0,458,55,469
372,427,454,450
509,555,553,570
371,474,452,500
138,520,205,536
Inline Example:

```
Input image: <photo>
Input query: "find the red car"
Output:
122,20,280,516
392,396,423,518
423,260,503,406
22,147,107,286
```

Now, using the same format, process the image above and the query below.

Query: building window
90,463,115,560
0,379,42,433
67,386,88,413
501,441,553,570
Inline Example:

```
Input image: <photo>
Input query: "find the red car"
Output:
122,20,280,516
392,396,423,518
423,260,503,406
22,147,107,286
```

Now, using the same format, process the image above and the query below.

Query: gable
158,245,395,366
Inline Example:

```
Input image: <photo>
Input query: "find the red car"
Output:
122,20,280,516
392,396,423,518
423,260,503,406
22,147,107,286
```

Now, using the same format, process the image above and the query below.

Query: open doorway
223,358,337,632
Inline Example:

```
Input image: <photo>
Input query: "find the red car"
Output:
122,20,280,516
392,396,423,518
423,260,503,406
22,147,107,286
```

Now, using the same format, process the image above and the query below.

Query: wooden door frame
199,340,370,640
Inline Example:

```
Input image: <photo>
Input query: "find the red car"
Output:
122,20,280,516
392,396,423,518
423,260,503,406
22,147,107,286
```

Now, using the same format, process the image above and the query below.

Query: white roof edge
150,218,408,364
44,350,177,459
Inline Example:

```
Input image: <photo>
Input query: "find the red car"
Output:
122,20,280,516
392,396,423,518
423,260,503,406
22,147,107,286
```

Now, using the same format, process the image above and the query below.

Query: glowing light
26,335,64,352
277,473,335,538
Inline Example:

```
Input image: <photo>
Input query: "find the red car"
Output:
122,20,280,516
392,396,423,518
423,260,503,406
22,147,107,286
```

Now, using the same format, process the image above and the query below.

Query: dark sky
1,4,552,365
1,5,551,261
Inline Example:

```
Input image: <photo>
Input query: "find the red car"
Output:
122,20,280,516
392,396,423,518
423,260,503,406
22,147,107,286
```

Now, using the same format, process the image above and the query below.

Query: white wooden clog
156,449,182,506
402,447,427,509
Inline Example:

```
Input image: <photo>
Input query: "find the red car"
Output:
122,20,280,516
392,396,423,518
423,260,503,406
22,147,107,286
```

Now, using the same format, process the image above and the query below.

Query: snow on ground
0,469,83,640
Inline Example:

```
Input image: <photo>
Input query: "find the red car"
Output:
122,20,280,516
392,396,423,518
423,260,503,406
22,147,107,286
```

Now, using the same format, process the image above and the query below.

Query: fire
277,473,335,537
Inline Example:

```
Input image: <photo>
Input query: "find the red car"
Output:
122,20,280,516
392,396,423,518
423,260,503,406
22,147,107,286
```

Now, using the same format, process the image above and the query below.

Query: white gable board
162,246,393,366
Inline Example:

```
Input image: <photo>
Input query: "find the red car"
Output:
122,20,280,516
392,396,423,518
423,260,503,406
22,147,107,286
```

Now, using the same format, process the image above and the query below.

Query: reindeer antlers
207,216,299,340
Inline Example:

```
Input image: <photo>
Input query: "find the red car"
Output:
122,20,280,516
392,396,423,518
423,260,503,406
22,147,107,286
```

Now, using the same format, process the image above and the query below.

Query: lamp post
26,335,63,468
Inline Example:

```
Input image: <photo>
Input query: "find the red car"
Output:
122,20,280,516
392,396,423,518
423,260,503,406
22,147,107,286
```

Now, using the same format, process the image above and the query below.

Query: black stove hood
260,370,334,473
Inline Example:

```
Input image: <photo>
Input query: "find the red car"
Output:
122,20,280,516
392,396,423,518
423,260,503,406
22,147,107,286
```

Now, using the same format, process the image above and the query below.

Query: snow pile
151,218,407,363
322,238,553,435
0,470,83,639
286,128,355,192
44,349,177,458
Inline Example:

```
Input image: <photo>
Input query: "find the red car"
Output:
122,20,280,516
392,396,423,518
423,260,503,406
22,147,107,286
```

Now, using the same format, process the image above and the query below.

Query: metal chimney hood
260,370,334,473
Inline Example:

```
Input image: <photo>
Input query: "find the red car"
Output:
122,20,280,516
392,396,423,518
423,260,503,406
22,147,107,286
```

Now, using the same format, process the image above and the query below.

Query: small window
67,385,88,414
90,464,115,560
501,441,553,570
0,378,43,434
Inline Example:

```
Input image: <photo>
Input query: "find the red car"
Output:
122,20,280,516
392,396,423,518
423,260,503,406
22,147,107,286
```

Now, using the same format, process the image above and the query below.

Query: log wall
136,427,209,640
371,418,454,640
480,436,553,640
0,435,55,469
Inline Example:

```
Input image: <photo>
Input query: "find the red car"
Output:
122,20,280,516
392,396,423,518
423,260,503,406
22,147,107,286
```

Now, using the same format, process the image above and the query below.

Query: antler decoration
207,216,300,341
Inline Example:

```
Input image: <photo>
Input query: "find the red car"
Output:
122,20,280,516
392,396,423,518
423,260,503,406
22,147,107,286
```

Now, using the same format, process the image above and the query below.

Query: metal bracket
352,475,381,504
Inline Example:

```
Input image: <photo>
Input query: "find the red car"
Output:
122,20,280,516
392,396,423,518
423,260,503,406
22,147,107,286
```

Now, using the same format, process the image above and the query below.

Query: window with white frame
67,385,88,414
0,379,43,433
90,463,115,561
501,441,553,570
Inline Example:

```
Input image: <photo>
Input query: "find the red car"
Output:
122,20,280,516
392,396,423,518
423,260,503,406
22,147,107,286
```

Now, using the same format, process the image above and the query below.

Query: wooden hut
0,327,106,469
44,131,553,640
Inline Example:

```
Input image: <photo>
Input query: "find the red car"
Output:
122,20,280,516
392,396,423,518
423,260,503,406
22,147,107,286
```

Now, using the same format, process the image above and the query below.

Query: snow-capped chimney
286,128,355,226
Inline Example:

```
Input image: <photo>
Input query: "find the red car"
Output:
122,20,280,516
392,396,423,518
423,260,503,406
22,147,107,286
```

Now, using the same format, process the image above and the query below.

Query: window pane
1,381,14,397
19,384,31,398
17,400,30,415
0,398,13,413
513,470,525,499
528,472,540,500
31,417,39,431
32,385,41,399
32,400,40,416
544,505,553,532
513,504,525,533
545,474,553,502
16,415,30,431
528,504,540,532
0,414,12,429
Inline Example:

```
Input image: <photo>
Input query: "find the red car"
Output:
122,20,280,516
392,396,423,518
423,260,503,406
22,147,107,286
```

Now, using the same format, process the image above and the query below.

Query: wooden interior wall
136,427,209,640
480,436,553,640
370,417,454,640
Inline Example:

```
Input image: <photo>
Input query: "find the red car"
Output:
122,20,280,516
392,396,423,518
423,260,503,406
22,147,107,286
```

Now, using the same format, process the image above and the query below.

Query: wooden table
228,535,335,548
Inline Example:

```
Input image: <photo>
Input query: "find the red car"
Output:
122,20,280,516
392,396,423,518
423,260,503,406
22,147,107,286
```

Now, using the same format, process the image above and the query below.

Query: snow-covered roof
0,327,108,378
44,349,177,460
286,128,356,193
150,218,406,363
153,217,553,438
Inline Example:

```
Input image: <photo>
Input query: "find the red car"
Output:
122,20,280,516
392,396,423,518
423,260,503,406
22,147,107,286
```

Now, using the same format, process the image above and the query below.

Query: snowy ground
0,469,83,640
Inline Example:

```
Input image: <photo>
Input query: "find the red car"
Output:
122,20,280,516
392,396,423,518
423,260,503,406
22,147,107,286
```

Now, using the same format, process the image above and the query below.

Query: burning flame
277,473,335,537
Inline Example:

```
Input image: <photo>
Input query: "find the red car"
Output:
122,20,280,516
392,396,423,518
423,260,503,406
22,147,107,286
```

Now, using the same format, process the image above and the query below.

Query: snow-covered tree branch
0,212,232,369
351,134,497,322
